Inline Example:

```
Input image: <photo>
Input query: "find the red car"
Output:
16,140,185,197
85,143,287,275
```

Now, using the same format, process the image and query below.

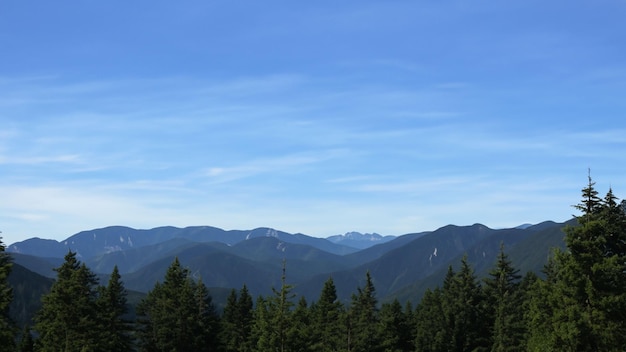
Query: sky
1,1,626,245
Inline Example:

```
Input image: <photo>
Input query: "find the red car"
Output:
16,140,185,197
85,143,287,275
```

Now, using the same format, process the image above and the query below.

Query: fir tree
378,299,413,352
529,176,626,351
348,271,380,352
97,266,133,351
220,288,240,351
414,288,448,352
34,251,103,352
484,243,524,352
136,257,219,351
445,256,487,352
287,296,313,352
0,236,15,351
17,326,34,352
254,260,295,352
310,277,344,352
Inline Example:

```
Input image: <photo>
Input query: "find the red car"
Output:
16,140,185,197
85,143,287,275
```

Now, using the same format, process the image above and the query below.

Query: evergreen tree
254,260,295,352
348,271,380,352
236,285,255,351
378,299,413,352
0,236,15,351
483,243,524,352
97,266,133,351
528,176,626,351
17,326,34,352
287,296,313,352
136,257,219,351
525,255,560,351
34,251,103,351
414,288,448,352
445,256,487,352
220,288,241,351
310,277,344,352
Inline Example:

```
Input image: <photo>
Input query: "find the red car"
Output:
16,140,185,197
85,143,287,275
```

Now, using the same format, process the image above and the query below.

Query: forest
1,176,625,352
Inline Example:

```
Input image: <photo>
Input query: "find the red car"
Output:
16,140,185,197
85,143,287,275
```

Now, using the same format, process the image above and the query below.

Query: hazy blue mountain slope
392,220,570,304
342,231,431,267
296,224,507,302
10,253,64,278
8,263,53,327
7,226,358,264
122,245,281,296
85,238,232,274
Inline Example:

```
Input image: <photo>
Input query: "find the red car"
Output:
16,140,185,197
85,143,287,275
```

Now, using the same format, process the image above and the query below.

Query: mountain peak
326,231,395,249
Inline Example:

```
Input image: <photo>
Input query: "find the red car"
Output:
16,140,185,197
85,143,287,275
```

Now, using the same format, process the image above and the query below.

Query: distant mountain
7,219,575,325
326,231,397,249
8,263,53,327
7,226,358,261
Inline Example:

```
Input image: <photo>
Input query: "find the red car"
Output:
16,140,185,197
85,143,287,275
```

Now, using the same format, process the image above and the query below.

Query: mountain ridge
7,219,574,326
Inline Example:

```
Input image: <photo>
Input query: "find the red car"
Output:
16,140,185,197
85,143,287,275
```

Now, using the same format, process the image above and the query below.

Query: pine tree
414,288,448,352
136,257,219,351
0,236,15,351
220,288,240,351
254,260,295,352
236,285,255,352
484,243,524,352
378,299,413,352
529,176,626,351
17,326,34,352
348,271,380,352
34,251,103,351
310,277,344,352
287,296,313,352
97,266,133,351
445,256,487,352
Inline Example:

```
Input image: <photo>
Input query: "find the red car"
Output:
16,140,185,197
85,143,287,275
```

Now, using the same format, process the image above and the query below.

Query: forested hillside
1,176,625,351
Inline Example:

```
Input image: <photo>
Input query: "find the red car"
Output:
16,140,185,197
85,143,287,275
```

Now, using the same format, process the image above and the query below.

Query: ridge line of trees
1,175,625,351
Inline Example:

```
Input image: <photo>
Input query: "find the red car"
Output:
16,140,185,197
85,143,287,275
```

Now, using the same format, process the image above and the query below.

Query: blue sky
2,1,626,245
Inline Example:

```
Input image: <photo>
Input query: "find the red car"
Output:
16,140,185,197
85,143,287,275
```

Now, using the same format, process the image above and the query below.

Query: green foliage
220,285,254,352
0,237,15,351
378,299,414,352
348,271,381,352
253,260,296,352
17,326,34,352
136,257,219,351
525,175,626,351
310,277,344,352
97,266,133,351
414,287,448,351
34,251,104,351
483,243,524,352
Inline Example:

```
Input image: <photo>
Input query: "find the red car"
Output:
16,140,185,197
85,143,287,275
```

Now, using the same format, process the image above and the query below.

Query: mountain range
6,220,573,326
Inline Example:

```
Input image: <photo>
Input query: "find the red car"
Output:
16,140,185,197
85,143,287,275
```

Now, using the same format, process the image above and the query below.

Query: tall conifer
0,237,14,351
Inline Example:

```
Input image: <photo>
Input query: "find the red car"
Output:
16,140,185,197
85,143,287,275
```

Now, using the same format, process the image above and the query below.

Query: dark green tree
414,287,448,352
221,285,255,352
136,257,219,351
527,176,626,351
254,260,295,352
97,266,133,351
34,251,103,351
348,271,380,352
286,296,313,352
17,326,34,352
310,277,344,352
483,243,524,352
445,256,487,352
378,299,413,352
0,236,15,351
